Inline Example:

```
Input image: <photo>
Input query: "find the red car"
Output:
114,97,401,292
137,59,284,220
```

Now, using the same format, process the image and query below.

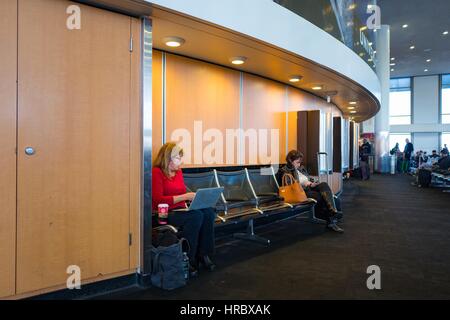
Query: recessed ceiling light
349,101,357,105
350,111,357,114
443,31,449,35
424,69,429,72
426,59,431,62
391,57,395,61
312,85,323,91
230,56,247,65
391,68,395,72
410,45,415,50
289,76,303,83
163,36,185,47
402,24,408,28
390,63,396,66
348,107,356,110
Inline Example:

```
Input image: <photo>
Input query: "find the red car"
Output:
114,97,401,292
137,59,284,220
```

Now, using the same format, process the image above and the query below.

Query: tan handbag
279,173,308,204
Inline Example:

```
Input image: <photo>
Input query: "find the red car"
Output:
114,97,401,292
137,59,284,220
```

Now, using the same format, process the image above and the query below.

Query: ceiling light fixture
390,63,396,66
349,101,357,105
350,111,357,114
402,24,408,28
391,68,395,72
426,59,431,62
443,31,449,35
424,69,429,72
312,85,323,91
410,45,415,50
163,36,185,48
230,56,247,65
348,107,356,110
289,76,303,83
391,57,395,61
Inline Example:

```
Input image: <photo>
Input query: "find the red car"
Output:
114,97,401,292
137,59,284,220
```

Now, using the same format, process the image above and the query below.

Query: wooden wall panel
166,54,240,167
243,74,286,165
349,121,355,169
287,111,298,156
17,0,132,293
152,50,163,162
0,0,17,298
333,117,342,172
307,110,321,176
297,111,308,163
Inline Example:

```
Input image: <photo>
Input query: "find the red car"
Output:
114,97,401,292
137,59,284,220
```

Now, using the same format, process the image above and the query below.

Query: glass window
442,75,450,124
442,133,450,151
389,133,411,152
390,78,411,125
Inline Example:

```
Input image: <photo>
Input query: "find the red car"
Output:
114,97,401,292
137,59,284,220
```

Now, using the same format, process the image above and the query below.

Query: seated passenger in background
430,150,440,163
152,142,217,276
278,150,344,233
413,149,450,187
435,149,450,171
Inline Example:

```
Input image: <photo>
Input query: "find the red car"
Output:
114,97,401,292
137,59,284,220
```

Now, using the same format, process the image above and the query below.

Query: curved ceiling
151,6,379,122
79,0,381,122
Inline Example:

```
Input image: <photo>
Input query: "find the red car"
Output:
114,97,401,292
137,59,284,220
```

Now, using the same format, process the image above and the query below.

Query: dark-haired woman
278,150,344,233
152,142,217,276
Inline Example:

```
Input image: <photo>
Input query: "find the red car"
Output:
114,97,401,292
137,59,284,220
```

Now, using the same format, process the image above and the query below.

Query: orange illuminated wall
152,50,342,167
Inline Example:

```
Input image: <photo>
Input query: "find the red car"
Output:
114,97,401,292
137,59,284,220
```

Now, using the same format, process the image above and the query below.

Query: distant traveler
430,150,439,160
402,138,414,173
390,143,400,155
152,142,217,276
278,150,344,233
436,149,450,170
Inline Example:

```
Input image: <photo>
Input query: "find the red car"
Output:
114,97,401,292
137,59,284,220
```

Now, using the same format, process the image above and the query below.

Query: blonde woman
152,142,217,276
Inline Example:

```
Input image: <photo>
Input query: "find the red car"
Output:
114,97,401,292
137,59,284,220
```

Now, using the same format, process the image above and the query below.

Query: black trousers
305,182,334,223
168,208,216,261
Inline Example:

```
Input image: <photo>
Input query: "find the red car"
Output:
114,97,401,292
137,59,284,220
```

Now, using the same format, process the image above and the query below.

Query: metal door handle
25,147,35,156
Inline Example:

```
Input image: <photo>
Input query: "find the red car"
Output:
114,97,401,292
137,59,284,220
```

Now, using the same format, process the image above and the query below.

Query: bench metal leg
296,206,327,224
233,219,271,245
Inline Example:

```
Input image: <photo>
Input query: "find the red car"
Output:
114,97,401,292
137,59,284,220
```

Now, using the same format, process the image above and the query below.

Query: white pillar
374,25,390,172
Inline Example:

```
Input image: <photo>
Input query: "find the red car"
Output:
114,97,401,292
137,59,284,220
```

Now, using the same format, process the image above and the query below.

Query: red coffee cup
158,204,169,225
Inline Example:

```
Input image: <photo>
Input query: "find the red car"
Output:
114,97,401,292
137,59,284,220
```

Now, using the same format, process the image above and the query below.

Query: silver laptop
174,187,224,211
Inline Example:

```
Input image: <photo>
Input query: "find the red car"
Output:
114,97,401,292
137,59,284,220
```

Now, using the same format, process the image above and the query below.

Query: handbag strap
282,173,295,186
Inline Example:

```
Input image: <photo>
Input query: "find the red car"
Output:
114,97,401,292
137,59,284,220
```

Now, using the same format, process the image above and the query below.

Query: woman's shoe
327,223,344,233
198,255,216,272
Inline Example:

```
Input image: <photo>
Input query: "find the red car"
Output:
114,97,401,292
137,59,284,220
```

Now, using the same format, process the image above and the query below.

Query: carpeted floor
97,174,450,300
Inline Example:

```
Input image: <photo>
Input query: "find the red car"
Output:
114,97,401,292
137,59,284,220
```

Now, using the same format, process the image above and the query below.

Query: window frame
389,77,413,125
440,74,450,124
389,133,412,152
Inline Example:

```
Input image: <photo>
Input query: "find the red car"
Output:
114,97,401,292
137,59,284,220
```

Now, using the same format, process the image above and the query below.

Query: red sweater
152,167,187,211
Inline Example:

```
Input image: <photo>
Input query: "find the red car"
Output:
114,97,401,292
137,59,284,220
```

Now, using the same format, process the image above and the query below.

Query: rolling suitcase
418,169,431,187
